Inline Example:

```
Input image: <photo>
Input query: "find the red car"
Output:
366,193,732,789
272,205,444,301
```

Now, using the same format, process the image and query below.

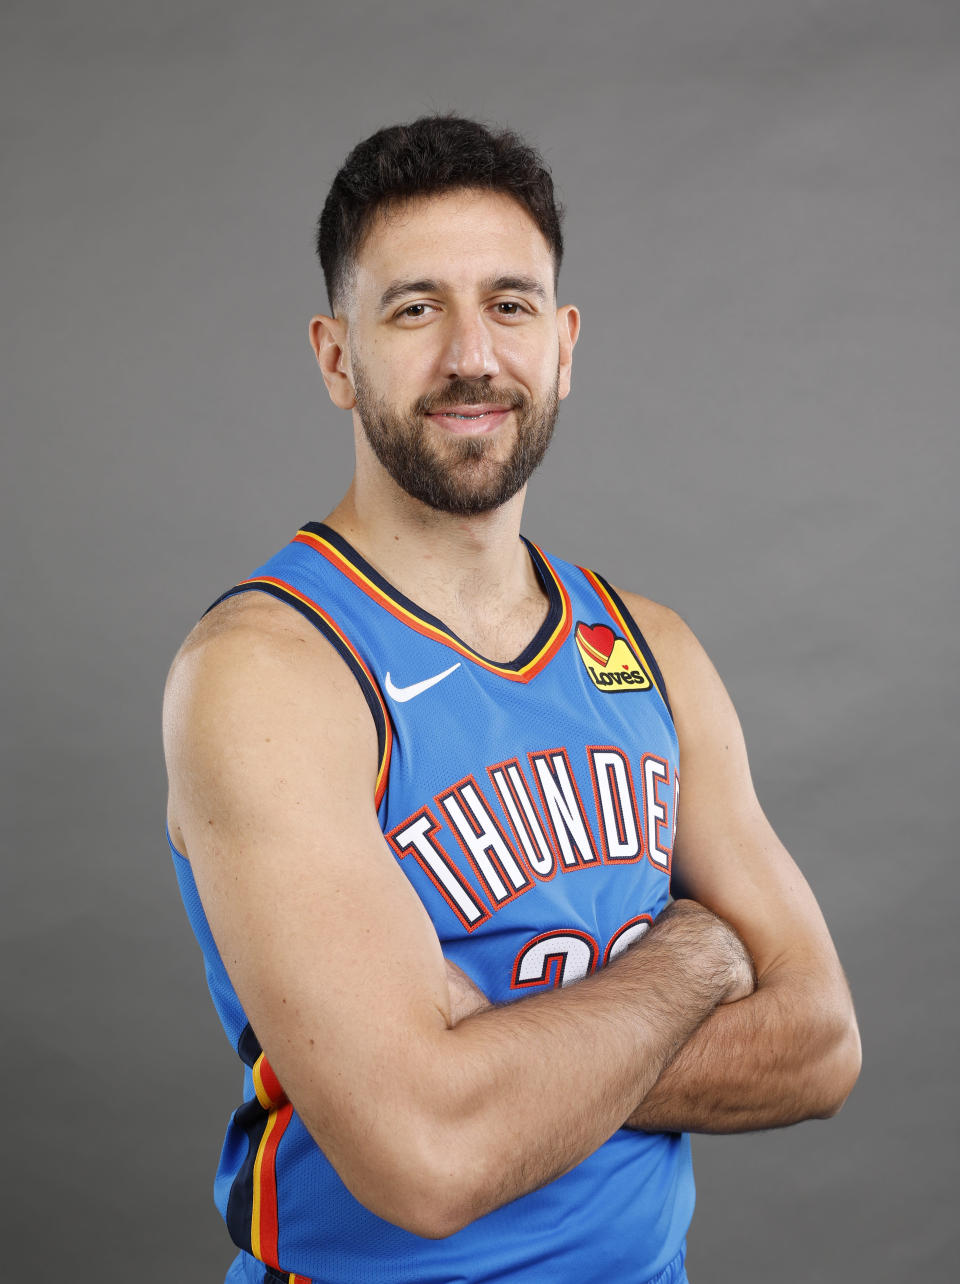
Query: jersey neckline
293,521,572,681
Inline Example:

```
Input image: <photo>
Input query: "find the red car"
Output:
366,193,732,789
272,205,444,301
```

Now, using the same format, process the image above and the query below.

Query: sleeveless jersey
170,522,693,1284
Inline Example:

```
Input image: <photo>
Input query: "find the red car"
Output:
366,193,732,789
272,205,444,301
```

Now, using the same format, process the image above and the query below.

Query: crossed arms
163,589,860,1238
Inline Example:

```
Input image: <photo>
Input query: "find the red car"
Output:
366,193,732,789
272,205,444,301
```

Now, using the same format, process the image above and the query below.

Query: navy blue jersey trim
226,1097,268,1254
302,521,564,672
228,1023,265,1253
237,1023,262,1068
205,581,389,778
593,574,673,722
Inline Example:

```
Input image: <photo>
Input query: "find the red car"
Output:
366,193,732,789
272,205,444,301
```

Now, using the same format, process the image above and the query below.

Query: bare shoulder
610,588,719,715
612,589,690,655
167,589,327,677
163,591,358,738
163,592,378,851
608,585,751,823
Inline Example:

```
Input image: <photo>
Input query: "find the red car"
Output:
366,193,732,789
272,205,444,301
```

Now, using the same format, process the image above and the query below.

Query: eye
392,301,433,319
492,299,535,320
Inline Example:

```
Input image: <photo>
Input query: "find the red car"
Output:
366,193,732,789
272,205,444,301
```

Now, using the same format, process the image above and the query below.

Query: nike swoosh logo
384,663,462,703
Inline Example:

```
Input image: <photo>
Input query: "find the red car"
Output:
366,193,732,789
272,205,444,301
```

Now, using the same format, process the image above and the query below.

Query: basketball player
163,116,861,1283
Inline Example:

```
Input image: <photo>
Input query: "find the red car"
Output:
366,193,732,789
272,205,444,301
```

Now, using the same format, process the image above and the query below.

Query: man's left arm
622,595,861,1133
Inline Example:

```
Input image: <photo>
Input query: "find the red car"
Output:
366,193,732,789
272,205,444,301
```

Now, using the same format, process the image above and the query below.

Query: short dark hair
316,114,564,313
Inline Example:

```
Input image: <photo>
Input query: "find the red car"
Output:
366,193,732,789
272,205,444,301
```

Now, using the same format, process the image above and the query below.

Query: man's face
338,189,578,516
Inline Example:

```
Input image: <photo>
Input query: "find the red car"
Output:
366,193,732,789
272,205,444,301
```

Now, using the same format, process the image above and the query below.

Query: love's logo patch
575,622,652,693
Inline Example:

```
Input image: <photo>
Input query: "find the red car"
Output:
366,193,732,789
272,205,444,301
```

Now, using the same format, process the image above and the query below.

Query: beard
351,359,561,516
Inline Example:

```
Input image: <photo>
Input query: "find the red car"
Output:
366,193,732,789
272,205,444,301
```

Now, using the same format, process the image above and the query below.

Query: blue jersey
170,522,692,1284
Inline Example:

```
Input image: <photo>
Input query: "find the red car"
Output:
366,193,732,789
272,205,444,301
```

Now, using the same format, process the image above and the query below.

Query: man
163,116,860,1284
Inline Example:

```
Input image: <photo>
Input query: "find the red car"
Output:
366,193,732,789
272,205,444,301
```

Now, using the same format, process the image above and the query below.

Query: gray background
3,1,958,1279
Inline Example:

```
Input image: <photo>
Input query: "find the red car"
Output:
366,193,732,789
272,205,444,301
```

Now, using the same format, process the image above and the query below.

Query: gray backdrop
3,1,958,1279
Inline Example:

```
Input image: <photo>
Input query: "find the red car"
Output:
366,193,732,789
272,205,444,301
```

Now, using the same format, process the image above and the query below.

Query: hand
656,899,756,1005
445,958,493,1024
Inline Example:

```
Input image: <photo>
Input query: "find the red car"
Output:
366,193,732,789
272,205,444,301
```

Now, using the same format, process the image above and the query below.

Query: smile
440,410,499,419
426,406,513,434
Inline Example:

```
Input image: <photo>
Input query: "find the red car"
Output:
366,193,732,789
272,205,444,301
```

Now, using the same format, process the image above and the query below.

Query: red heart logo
576,622,616,666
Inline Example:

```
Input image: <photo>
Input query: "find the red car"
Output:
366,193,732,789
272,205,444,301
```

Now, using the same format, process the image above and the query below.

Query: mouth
425,404,513,434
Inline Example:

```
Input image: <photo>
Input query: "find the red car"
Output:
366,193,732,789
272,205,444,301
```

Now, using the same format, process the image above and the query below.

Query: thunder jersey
169,522,692,1284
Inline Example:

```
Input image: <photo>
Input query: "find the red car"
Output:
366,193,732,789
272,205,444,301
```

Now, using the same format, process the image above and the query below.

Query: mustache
414,380,527,415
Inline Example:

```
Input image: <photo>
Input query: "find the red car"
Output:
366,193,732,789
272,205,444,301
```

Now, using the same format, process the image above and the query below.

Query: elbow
385,1142,492,1239
368,1196,464,1242
331,1121,489,1240
365,1167,486,1240
297,1040,496,1239
396,1194,477,1241
812,1008,862,1119
370,1166,473,1240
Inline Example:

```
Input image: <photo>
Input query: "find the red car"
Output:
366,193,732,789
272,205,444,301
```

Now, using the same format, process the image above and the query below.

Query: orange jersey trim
253,1052,287,1111
250,1099,295,1266
579,569,666,706
293,528,572,682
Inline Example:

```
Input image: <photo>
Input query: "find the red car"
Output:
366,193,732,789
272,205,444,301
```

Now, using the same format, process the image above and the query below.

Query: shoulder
612,590,691,660
611,589,718,705
168,589,329,669
603,586,742,756
164,592,361,729
163,592,378,848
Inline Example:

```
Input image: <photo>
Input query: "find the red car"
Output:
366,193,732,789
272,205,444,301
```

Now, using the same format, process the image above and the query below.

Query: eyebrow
378,274,548,312
484,274,548,302
378,279,440,311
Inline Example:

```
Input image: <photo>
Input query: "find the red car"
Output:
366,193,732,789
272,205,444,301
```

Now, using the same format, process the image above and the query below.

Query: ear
309,314,356,410
556,305,580,401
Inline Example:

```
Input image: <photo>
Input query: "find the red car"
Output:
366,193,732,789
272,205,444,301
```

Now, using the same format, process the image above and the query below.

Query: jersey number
511,915,653,990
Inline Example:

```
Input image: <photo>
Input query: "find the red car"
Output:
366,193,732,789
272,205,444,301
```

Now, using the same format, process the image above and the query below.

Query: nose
440,308,500,381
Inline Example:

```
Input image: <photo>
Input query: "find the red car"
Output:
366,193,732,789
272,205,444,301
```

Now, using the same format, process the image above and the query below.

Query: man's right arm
163,595,752,1239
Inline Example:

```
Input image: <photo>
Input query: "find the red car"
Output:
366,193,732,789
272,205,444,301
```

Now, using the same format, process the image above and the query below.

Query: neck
326,479,534,606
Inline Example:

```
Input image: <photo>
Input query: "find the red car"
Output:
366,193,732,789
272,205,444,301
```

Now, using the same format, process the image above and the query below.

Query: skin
308,189,581,657
163,187,860,1238
446,595,862,1133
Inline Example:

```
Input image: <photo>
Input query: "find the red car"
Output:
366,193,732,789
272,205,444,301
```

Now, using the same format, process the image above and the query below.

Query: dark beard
351,363,560,516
